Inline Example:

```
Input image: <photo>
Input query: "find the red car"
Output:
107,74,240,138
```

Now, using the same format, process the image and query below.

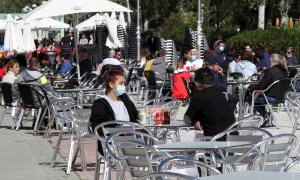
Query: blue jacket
235,60,257,77
213,72,227,92
60,60,72,75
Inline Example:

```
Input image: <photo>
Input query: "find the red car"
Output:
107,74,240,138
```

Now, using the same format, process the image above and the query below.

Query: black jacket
79,58,93,76
89,93,139,154
251,64,288,97
184,86,235,137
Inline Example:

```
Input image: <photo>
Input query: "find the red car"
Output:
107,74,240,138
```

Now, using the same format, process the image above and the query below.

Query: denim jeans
247,95,276,116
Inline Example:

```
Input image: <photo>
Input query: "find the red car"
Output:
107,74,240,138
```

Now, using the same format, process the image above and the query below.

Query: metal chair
210,127,273,173
65,104,93,175
93,121,154,180
16,84,50,134
105,130,162,180
284,158,300,172
158,157,221,178
143,70,165,104
285,92,300,135
0,83,15,127
137,172,195,180
250,78,292,128
226,115,264,130
117,139,168,179
221,134,297,173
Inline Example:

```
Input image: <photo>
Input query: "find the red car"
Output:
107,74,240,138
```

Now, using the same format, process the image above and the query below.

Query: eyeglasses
287,51,292,54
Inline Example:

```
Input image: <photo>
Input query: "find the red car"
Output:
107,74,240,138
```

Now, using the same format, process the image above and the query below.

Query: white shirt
228,60,237,74
2,71,17,84
103,95,130,122
185,59,203,70
103,58,121,66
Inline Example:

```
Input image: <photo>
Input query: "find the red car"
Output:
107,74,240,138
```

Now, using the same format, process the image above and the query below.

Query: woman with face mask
89,68,139,153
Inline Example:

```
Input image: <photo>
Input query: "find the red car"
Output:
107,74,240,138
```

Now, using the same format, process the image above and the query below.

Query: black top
79,57,93,76
251,64,288,97
184,86,235,137
89,93,139,154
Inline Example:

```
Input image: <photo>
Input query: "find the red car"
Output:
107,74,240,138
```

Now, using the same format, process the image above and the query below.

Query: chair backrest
144,70,157,89
0,83,13,106
270,78,291,103
137,172,195,180
237,134,298,171
18,84,43,108
291,72,300,92
284,157,300,172
65,66,77,79
226,115,263,130
211,127,273,156
157,157,221,178
117,138,167,179
126,67,134,85
50,98,74,125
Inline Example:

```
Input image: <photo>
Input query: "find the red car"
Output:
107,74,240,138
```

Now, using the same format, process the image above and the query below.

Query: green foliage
155,12,197,48
227,28,300,56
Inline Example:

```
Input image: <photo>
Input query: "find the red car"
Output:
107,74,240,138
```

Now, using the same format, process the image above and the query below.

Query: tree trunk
258,0,266,29
280,0,291,26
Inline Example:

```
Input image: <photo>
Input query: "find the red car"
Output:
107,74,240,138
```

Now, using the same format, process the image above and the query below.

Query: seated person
59,53,72,76
0,57,10,80
78,47,92,76
89,68,139,154
2,60,20,84
235,51,257,78
184,67,235,138
248,54,288,126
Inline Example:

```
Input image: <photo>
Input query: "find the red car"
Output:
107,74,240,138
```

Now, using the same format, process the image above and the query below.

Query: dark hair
242,51,253,61
62,53,69,60
156,49,166,57
194,67,214,85
234,52,242,59
78,47,88,54
16,54,27,68
30,57,39,67
105,68,125,93
217,40,225,46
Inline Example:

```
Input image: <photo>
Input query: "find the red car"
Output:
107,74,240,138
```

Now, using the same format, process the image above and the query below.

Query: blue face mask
114,85,126,96
219,46,225,52
190,55,197,61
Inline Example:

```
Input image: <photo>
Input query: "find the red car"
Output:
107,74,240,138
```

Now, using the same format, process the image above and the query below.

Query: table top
227,80,259,85
143,121,192,128
153,141,253,151
200,171,300,180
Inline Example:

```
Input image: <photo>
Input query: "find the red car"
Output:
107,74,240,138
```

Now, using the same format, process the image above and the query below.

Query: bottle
155,112,163,125
163,108,171,125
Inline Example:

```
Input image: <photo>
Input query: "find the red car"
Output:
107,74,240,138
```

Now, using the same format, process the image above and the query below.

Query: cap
194,67,214,85
208,56,219,65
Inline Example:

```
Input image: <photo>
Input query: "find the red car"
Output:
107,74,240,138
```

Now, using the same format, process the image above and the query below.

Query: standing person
185,49,203,71
2,60,20,84
184,67,235,137
209,41,226,65
59,54,72,76
147,31,159,56
60,31,74,61
248,54,288,126
88,33,94,45
228,52,242,74
79,33,88,45
150,49,174,81
89,69,139,154
78,47,92,76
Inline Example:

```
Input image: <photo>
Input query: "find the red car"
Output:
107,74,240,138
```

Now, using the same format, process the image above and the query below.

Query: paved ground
0,102,300,179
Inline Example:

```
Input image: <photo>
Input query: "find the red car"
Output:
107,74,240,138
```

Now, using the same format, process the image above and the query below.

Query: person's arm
89,100,109,132
184,95,203,126
253,70,272,91
60,63,69,75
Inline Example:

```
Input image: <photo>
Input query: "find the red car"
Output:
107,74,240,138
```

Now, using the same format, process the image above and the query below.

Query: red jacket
0,66,7,79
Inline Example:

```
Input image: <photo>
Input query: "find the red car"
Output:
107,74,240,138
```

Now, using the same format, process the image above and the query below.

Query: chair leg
268,105,279,129
44,115,55,137
66,134,75,175
0,107,6,127
144,90,149,105
50,126,64,168
33,108,42,133
79,140,87,171
94,152,101,180
16,109,25,131
35,106,49,135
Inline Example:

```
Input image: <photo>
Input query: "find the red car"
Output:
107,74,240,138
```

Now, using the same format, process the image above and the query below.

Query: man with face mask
185,49,203,71
208,41,227,66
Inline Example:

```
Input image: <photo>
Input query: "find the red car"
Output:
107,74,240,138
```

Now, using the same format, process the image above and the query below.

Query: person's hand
218,67,224,76
194,121,202,131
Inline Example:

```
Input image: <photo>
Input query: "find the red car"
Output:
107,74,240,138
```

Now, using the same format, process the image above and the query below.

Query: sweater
89,93,139,154
251,64,288,97
184,86,235,137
